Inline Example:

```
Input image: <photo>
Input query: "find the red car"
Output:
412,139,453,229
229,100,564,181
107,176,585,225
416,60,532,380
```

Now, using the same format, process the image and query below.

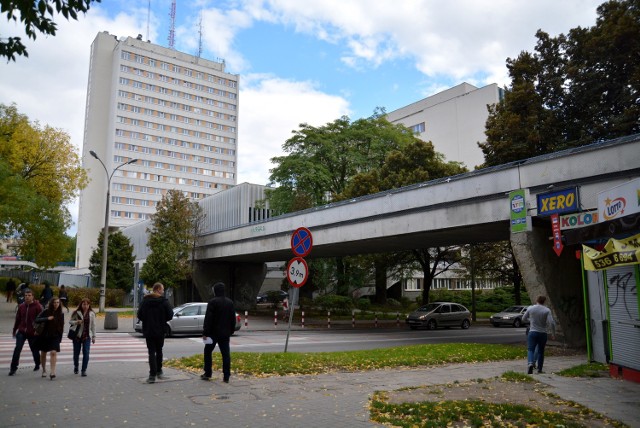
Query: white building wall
386,83,502,169
76,32,239,268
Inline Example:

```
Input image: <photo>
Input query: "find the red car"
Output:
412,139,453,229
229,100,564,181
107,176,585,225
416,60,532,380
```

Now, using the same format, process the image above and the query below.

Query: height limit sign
287,257,308,288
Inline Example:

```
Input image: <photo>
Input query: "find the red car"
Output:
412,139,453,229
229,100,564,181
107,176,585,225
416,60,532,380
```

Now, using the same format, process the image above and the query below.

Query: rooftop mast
168,0,176,49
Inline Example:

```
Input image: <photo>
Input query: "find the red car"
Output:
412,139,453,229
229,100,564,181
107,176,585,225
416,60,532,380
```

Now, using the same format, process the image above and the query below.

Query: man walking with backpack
201,282,236,383
137,282,173,384
9,289,43,375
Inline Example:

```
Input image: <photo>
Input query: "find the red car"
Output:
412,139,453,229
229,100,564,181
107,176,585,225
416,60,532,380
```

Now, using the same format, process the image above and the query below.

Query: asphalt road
158,324,528,358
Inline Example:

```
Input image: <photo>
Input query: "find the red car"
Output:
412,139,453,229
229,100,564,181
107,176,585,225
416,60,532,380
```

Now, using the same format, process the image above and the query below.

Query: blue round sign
291,227,313,257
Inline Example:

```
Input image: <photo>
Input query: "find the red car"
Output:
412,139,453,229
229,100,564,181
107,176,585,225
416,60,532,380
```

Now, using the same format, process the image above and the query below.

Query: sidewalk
2,297,639,427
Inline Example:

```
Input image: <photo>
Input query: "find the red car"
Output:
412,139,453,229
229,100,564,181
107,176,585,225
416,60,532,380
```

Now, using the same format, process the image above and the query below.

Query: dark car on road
256,290,288,304
490,305,529,327
135,302,241,337
406,302,471,330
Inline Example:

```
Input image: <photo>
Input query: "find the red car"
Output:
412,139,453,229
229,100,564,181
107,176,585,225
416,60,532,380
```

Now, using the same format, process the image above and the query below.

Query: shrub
355,298,371,311
386,298,402,308
312,294,354,315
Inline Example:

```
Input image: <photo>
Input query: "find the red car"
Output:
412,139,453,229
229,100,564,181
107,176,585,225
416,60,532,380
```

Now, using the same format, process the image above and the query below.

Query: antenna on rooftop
197,12,203,58
168,0,176,49
146,0,151,41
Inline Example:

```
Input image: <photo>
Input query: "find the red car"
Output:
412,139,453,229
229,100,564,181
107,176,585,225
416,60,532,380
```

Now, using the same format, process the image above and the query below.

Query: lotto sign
287,257,308,288
291,227,313,257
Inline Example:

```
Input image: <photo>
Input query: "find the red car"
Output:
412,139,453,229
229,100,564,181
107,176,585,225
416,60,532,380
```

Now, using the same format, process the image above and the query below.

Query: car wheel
426,319,437,330
513,318,522,328
461,319,470,329
164,325,172,338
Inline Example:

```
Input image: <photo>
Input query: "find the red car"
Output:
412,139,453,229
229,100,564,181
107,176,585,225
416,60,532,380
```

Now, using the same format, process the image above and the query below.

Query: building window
411,122,426,134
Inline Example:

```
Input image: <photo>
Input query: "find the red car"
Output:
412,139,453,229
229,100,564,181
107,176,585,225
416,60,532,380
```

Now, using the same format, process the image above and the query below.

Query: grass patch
501,370,535,383
370,394,593,428
166,343,525,377
557,362,609,378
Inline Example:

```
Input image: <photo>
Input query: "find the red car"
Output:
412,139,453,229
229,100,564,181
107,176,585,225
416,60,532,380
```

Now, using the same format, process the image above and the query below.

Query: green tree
0,103,87,267
89,230,135,291
480,0,640,166
268,111,419,295
140,189,201,289
340,139,467,304
0,0,101,61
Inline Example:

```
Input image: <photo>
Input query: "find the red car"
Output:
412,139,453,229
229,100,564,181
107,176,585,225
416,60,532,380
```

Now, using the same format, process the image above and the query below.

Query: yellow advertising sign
582,233,640,270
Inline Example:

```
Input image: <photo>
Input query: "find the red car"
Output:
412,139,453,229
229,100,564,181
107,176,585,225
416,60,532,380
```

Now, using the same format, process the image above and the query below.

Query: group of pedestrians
136,281,236,384
9,287,96,379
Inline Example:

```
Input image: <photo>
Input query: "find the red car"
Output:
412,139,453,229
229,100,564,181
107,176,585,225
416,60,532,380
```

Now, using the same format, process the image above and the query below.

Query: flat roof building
76,31,239,268
386,82,503,169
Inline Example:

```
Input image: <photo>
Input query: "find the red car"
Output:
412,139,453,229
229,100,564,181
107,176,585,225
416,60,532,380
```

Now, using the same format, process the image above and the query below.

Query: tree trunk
335,257,348,296
374,259,387,304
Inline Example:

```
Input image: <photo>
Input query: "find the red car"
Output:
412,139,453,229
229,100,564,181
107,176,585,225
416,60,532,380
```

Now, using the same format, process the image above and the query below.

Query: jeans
73,337,92,372
527,330,548,371
203,337,231,380
10,331,41,370
145,336,165,376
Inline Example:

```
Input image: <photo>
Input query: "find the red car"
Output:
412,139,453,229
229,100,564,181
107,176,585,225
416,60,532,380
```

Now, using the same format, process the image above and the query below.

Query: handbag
67,326,79,340
33,311,46,335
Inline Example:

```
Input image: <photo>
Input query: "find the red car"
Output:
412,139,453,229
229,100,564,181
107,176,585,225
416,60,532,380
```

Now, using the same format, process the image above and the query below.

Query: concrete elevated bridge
191,135,640,346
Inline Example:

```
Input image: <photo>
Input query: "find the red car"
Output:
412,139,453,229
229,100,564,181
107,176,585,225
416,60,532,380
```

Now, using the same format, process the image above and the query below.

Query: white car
135,302,241,337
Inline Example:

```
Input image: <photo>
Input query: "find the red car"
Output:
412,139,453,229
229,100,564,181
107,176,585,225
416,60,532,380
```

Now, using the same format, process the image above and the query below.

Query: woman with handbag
69,298,96,376
35,297,64,379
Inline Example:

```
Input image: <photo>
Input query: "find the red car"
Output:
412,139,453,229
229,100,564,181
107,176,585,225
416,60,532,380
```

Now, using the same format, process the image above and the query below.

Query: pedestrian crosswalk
0,333,149,368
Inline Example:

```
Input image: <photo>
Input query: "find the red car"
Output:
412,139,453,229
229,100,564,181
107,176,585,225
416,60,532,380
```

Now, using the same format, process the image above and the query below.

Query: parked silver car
490,305,529,328
135,302,241,337
406,302,471,330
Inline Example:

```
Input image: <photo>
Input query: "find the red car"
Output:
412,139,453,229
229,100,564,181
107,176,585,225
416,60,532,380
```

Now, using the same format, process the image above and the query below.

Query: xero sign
537,187,579,216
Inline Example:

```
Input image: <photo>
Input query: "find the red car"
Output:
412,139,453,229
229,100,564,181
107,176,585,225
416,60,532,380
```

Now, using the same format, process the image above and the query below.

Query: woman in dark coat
35,297,64,379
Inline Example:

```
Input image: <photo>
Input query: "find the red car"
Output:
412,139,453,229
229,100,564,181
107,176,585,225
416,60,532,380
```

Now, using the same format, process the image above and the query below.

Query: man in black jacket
201,282,236,383
137,282,173,384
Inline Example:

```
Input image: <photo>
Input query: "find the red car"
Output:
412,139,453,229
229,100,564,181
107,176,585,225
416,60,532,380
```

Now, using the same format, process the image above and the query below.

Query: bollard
274,310,278,327
352,310,355,328
104,311,118,330
396,312,400,327
328,311,331,329
375,313,378,328
244,310,248,329
301,311,305,328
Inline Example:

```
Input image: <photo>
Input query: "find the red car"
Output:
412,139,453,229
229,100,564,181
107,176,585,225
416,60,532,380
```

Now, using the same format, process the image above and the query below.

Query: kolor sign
560,210,599,230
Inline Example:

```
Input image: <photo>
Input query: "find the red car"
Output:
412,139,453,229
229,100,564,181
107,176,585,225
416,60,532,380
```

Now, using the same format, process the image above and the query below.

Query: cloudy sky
1,0,603,234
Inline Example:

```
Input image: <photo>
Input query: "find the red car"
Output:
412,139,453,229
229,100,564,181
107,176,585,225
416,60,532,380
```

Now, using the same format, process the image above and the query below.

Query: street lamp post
90,150,138,313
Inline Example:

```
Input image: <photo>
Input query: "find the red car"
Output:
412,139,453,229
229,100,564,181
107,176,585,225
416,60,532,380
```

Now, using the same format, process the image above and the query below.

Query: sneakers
146,375,156,384
527,364,534,375
200,374,211,381
81,371,87,377
156,371,164,380
74,367,78,374
8,369,16,376
33,365,40,372
223,377,229,384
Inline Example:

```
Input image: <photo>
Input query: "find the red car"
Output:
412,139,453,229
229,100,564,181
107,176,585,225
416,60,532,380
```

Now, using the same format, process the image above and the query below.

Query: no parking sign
290,227,313,258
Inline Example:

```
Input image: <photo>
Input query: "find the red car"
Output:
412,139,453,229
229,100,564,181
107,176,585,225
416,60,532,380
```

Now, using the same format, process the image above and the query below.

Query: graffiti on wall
608,272,637,319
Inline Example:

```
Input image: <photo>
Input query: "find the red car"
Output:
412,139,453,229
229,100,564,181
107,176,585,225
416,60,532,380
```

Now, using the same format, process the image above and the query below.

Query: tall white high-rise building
386,83,503,169
76,32,239,269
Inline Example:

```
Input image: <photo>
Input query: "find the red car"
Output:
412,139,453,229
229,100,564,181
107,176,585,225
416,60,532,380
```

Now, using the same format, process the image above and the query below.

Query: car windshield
504,306,521,312
416,303,441,312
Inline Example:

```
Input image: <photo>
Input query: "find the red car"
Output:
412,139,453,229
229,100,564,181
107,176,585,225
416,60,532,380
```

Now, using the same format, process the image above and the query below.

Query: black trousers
145,336,165,376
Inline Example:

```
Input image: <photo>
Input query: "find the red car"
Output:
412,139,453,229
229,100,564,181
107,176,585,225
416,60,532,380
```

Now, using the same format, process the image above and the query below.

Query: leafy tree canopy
480,0,640,166
0,0,101,61
0,103,87,267
267,110,420,214
140,189,202,289
89,230,135,291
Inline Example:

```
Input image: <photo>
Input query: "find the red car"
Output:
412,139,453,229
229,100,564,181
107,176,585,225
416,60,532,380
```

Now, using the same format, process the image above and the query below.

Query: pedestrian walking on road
35,297,64,380
40,283,53,306
58,285,69,312
137,282,173,384
69,298,96,376
522,295,556,374
9,289,43,375
6,278,16,302
201,282,236,383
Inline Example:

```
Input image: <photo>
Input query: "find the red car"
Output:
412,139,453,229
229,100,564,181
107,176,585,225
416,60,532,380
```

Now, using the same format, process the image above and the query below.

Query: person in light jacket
522,295,556,374
69,298,96,376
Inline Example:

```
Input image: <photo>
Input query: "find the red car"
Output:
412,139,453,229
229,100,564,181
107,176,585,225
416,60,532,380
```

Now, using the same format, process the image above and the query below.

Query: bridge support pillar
193,261,267,310
510,227,586,348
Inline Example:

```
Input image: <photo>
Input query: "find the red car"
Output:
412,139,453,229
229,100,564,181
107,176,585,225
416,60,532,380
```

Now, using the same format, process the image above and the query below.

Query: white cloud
237,75,351,185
